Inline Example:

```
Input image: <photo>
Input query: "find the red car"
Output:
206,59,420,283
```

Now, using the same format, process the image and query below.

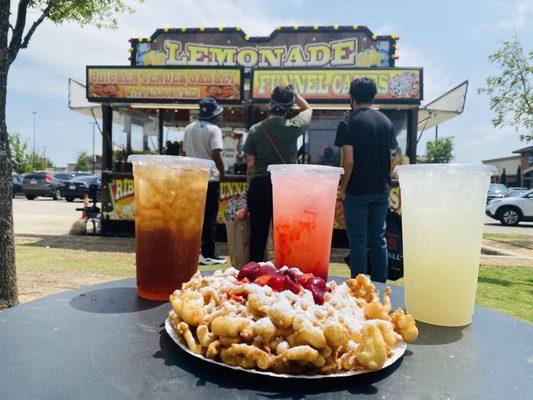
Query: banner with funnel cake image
252,68,422,103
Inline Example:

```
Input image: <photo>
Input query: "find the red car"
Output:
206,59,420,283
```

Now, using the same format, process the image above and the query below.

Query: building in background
513,145,533,188
66,155,102,174
482,155,521,184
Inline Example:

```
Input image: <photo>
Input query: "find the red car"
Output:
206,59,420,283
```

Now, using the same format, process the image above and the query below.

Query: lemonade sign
132,26,397,68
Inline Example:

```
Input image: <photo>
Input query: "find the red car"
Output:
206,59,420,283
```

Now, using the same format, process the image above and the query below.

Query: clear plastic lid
268,164,344,176
396,163,497,176
127,155,214,171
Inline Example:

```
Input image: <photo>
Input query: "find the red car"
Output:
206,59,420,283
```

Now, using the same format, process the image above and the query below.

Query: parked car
486,189,533,226
22,172,64,200
487,183,507,203
504,187,529,197
60,175,101,202
54,172,92,184
12,173,23,197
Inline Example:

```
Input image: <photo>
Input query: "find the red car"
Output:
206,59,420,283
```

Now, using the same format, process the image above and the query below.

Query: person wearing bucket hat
243,85,312,262
198,97,224,120
183,97,226,266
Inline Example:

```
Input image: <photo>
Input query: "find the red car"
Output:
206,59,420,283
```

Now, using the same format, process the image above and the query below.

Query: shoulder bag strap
261,123,287,164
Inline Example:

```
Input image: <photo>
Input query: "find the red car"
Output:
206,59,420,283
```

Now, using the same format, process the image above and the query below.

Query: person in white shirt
183,97,226,265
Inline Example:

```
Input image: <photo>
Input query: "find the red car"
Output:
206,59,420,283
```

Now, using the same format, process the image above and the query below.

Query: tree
74,151,90,171
500,168,507,185
0,1,140,310
425,136,455,164
514,166,522,187
8,132,32,173
32,154,53,170
478,34,533,141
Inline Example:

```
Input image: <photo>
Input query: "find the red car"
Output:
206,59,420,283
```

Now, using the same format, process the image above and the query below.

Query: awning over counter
417,80,468,132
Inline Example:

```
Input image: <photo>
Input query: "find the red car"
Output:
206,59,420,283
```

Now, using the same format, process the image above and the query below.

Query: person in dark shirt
335,78,398,282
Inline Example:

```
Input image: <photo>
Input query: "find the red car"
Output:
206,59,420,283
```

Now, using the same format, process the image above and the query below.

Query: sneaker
210,254,227,265
199,255,212,266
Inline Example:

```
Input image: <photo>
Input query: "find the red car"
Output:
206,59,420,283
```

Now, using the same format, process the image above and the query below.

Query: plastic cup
128,155,214,300
268,164,343,280
396,164,496,326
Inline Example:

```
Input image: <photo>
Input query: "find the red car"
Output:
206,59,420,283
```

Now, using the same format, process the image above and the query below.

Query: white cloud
497,1,533,30
473,0,533,32
9,0,300,89
396,43,453,102
464,124,517,147
374,21,396,35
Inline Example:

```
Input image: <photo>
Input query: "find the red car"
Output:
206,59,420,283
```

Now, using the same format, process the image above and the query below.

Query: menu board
86,66,244,103
252,68,422,103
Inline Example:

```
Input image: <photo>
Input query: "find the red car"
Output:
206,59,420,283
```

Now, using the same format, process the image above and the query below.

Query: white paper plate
165,318,407,379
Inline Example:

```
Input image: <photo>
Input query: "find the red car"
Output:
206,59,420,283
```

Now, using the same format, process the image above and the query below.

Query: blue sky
6,0,533,166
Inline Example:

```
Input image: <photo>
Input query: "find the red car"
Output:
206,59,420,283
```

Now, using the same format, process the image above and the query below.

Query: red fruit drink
268,165,343,280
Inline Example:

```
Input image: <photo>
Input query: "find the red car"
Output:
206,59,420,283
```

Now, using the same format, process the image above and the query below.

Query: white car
486,189,533,226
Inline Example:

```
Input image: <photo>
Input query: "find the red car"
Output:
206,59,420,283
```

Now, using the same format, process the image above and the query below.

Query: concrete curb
481,244,533,261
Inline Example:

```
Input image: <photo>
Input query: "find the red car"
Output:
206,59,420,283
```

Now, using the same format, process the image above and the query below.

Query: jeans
343,192,389,283
247,175,273,262
201,181,220,258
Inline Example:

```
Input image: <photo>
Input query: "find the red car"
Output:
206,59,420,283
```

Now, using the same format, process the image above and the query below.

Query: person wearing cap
183,97,226,266
242,85,312,262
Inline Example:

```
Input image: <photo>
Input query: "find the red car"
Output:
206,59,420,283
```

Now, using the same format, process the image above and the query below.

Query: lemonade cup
268,164,343,280
128,155,214,300
396,164,496,326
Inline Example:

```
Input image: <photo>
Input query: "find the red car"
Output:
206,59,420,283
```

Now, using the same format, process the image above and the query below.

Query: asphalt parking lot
12,196,533,236
13,197,87,235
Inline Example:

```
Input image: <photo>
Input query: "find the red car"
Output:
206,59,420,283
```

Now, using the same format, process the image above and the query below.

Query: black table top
0,277,531,400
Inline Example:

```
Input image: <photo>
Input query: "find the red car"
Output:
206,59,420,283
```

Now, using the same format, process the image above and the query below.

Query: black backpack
383,209,403,281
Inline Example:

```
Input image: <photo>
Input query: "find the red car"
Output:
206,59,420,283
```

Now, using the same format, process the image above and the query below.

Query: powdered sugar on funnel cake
167,263,418,376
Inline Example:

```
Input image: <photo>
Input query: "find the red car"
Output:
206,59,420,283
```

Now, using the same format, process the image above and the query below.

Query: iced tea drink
268,165,343,280
128,155,213,300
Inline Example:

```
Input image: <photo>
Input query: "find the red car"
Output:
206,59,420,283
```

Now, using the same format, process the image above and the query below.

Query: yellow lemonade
397,164,495,326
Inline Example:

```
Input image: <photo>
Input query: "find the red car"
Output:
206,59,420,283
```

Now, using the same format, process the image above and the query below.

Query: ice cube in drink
129,155,214,301
396,164,495,326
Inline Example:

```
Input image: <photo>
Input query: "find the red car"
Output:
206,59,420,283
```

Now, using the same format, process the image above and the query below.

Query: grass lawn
483,232,532,240
15,244,533,323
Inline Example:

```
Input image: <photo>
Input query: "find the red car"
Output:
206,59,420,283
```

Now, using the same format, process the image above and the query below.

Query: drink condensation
128,155,214,301
396,164,496,326
269,164,343,280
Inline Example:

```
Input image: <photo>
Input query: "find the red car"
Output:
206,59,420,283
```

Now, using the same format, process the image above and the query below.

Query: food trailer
74,25,464,237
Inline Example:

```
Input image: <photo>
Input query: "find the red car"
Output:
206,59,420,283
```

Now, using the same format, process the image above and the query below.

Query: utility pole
32,111,37,165
90,122,96,174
